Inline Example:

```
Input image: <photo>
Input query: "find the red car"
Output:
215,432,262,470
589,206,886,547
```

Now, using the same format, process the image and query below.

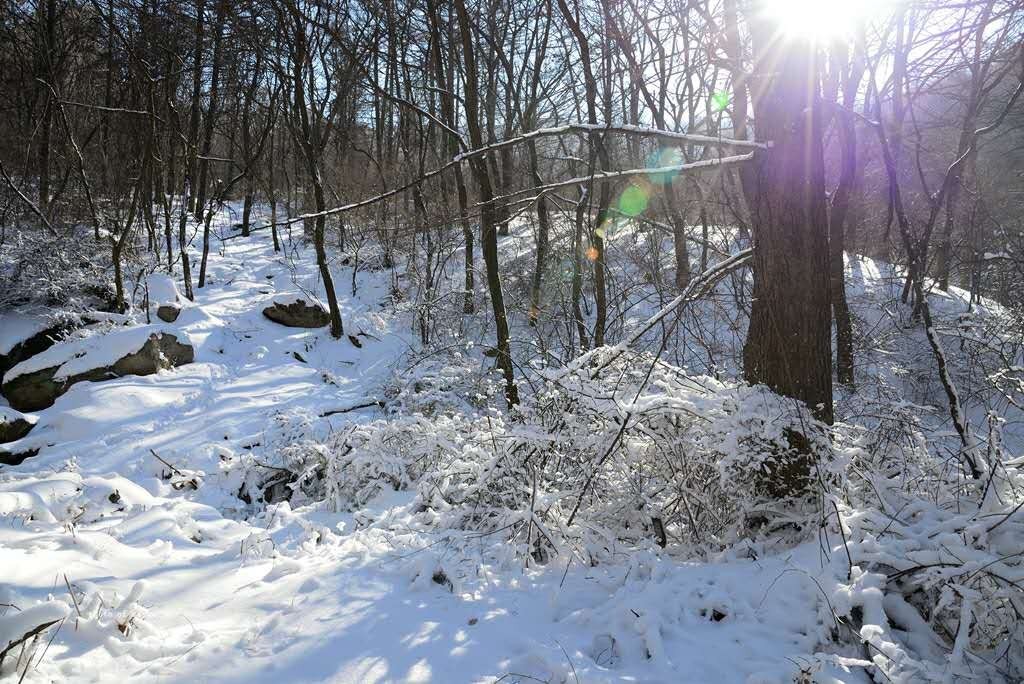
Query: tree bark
556,0,610,347
187,0,206,217
454,0,518,406
35,0,58,218
426,0,474,314
827,42,864,387
196,0,228,276
740,13,834,435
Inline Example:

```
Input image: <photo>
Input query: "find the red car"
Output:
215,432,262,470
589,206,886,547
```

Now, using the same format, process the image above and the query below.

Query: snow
0,211,1018,683
0,408,34,427
0,309,58,356
146,273,181,305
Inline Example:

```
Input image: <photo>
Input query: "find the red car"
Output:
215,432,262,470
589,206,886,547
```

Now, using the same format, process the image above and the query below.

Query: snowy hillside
1,212,1021,684
0,227,829,683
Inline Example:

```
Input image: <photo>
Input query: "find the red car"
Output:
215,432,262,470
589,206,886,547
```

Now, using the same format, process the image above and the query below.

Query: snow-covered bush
824,408,1024,682
245,350,838,561
0,226,113,310
439,351,840,556
382,349,504,416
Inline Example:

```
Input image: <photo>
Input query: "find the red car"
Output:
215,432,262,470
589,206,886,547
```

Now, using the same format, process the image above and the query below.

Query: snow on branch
487,153,755,206
451,123,768,163
239,130,759,235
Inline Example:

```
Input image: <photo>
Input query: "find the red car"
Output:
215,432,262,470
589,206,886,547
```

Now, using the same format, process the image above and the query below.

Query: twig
149,449,185,478
0,620,62,666
63,574,82,626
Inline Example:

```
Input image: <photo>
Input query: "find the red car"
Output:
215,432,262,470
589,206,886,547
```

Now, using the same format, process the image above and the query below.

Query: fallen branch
149,448,185,477
320,400,386,418
485,153,755,206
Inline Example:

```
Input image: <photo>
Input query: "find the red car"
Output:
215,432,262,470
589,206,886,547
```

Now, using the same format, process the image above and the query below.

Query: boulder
0,408,35,444
156,305,181,323
1,331,194,412
262,299,330,328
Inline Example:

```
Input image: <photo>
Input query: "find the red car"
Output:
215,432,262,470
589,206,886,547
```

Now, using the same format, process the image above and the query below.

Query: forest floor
0,211,1009,683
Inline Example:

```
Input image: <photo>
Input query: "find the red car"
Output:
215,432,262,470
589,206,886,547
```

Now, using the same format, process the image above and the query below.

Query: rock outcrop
262,299,330,328
1,332,194,412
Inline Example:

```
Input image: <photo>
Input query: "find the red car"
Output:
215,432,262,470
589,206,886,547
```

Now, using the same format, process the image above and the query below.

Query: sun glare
764,0,891,40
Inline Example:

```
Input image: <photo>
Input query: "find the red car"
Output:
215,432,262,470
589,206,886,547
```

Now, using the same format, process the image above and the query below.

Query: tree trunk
426,0,473,314
454,0,518,406
177,190,194,300
830,111,856,387
195,0,227,230
570,184,590,351
187,0,206,217
527,139,549,327
269,128,281,252
35,0,58,218
241,183,254,237
740,15,834,438
311,169,344,339
828,44,863,387
556,0,610,347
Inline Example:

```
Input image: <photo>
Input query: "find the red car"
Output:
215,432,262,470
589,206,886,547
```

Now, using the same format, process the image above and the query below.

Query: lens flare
618,185,649,217
763,0,892,41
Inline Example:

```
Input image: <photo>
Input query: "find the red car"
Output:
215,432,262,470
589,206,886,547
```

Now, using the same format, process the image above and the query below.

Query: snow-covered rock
146,273,180,306
1,326,194,411
0,407,35,444
147,273,184,322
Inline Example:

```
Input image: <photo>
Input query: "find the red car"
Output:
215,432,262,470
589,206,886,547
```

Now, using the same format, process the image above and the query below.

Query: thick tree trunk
830,121,856,387
241,184,254,238
35,0,58,218
740,16,834,435
938,123,976,292
668,183,691,290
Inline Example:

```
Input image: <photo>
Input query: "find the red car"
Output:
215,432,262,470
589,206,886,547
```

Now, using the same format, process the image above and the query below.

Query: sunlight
763,0,891,40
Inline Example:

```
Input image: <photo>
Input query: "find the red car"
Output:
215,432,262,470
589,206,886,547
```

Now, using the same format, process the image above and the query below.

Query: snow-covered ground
0,228,875,683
